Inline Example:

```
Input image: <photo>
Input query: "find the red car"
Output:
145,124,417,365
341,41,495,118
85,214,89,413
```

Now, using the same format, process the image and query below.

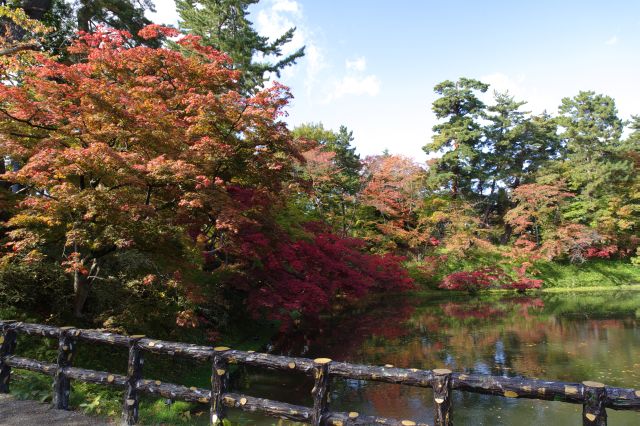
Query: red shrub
439,267,510,294
585,245,618,259
440,263,543,294
232,224,414,330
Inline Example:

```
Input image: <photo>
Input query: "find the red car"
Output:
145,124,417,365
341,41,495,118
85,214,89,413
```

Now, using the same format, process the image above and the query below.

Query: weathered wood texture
311,359,331,426
452,372,585,404
0,321,17,393
122,336,144,425
52,327,76,409
210,352,228,425
2,320,640,426
432,368,453,426
329,361,433,387
138,337,211,361
4,355,57,375
583,381,607,426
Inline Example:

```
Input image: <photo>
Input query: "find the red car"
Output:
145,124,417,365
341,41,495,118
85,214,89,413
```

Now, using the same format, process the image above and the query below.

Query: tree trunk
500,223,513,245
21,0,53,20
73,270,90,318
73,258,98,318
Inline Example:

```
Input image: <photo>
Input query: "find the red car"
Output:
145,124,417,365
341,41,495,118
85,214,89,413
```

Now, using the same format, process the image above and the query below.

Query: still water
228,291,640,425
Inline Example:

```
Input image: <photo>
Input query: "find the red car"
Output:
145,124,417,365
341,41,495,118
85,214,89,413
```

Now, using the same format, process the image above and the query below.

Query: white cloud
272,0,301,14
324,56,381,102
254,0,326,92
256,1,305,56
605,36,619,45
480,72,556,114
345,57,367,72
327,75,381,101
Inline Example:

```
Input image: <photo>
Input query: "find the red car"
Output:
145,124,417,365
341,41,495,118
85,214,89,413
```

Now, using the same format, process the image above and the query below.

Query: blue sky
149,0,640,160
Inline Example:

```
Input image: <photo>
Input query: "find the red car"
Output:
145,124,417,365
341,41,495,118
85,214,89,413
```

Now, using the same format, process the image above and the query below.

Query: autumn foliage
0,23,415,328
439,264,541,294
229,223,413,329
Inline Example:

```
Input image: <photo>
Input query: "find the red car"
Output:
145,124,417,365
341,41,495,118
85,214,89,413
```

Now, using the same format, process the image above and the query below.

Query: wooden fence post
311,358,331,426
52,326,76,409
583,381,607,426
122,335,145,426
0,321,17,393
211,347,230,425
432,368,453,426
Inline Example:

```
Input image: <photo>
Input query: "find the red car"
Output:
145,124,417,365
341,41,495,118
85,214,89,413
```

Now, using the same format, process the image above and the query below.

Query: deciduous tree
0,25,299,317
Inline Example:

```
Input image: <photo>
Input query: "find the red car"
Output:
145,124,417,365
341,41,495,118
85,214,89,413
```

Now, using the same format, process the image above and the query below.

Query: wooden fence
1,320,639,425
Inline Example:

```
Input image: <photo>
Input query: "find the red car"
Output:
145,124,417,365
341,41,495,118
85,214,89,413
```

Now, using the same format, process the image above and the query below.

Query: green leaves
177,0,305,93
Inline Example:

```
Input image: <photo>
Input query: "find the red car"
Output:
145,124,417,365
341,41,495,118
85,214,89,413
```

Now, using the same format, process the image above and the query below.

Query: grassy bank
534,259,640,288
408,257,640,290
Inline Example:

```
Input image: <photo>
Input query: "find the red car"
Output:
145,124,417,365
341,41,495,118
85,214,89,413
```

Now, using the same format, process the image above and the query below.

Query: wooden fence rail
1,320,639,425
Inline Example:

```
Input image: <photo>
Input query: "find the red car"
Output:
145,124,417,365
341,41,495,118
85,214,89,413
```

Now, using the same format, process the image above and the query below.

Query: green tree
291,123,362,235
555,92,632,233
424,78,488,199
2,0,156,54
177,0,304,93
481,93,560,230
75,0,155,40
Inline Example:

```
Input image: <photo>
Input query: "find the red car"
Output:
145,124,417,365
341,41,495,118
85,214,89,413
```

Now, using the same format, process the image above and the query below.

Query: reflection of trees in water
269,295,418,361
253,293,640,423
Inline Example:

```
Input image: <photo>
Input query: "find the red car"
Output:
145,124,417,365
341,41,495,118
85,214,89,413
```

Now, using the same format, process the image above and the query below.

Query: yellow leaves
7,213,58,228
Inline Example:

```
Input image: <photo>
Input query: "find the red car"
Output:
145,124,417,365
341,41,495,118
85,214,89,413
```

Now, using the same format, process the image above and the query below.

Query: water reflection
230,291,640,425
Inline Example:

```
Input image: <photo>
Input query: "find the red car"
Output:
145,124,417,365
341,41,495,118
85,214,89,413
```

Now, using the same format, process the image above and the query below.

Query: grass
534,259,640,288
407,256,640,291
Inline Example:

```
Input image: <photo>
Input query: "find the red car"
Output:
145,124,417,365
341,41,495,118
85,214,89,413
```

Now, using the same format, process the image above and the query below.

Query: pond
227,290,640,425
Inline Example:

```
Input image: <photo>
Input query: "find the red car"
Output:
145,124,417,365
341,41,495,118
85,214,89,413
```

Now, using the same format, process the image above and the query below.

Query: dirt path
0,394,112,425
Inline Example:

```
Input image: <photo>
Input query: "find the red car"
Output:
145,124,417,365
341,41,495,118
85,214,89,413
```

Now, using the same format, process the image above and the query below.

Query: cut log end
214,346,230,351
401,421,416,426
582,381,605,388
348,411,359,419
564,385,579,395
504,391,518,398
313,357,332,364
585,413,597,421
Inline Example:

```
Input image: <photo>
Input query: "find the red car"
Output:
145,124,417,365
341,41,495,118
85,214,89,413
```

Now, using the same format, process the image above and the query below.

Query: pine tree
555,92,636,235
2,0,156,54
424,78,488,199
176,0,304,93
